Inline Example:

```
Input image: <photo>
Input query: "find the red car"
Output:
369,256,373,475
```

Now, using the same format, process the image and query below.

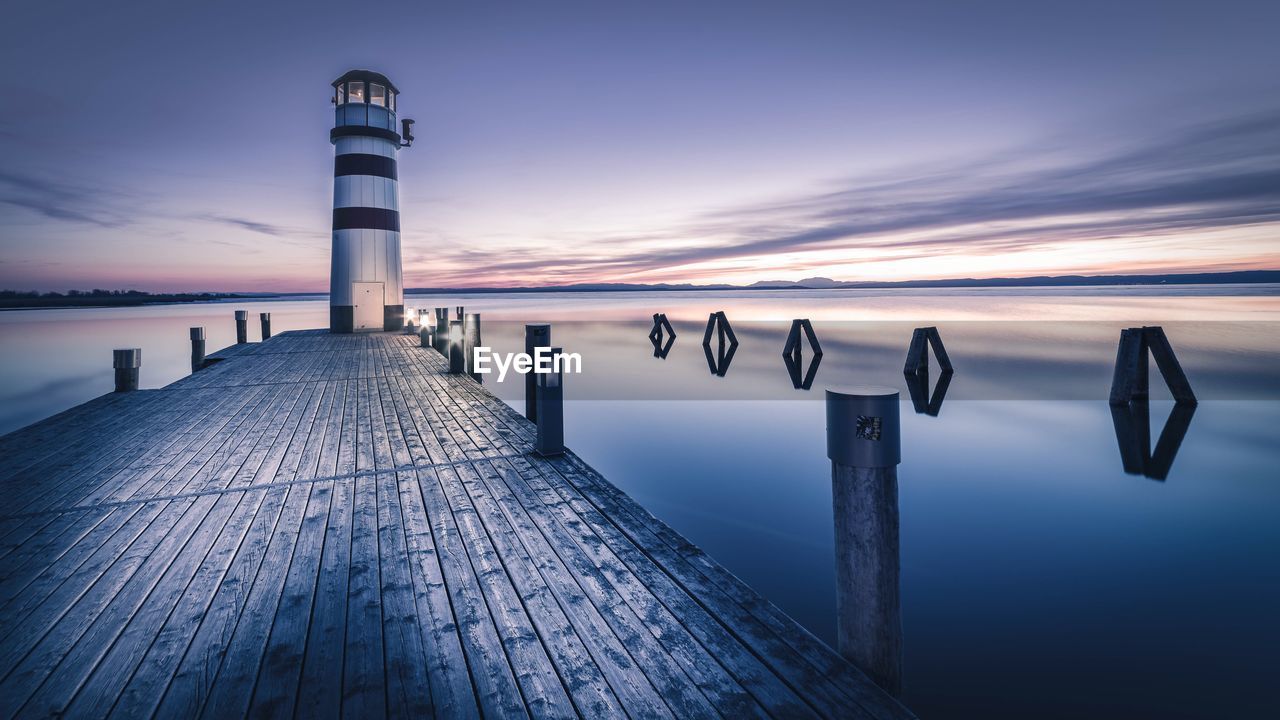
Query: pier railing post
260,312,271,340
525,324,551,420
463,313,481,374
826,386,903,696
535,347,565,456
189,327,206,373
448,320,465,374
113,348,141,392
434,308,449,355
234,310,248,344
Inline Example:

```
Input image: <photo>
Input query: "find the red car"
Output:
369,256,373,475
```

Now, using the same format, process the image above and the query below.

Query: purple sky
1,0,1278,291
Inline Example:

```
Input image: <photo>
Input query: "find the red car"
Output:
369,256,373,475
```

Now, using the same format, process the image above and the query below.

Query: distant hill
407,269,1280,294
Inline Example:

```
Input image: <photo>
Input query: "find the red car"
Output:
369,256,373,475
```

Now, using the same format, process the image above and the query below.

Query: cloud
0,171,132,227
426,108,1280,284
200,214,327,242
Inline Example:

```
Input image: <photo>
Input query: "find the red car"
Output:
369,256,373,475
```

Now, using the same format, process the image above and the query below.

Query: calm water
2,287,1278,718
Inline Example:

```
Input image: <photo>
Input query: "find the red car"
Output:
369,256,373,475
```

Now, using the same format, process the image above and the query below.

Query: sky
1,0,1278,292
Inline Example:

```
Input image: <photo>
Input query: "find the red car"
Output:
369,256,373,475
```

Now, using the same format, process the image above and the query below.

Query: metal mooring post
189,327,206,373
448,320,465,374
524,324,551,421
260,312,272,340
113,348,141,392
826,386,903,696
463,313,481,374
234,310,248,344
534,347,565,456
434,308,449,354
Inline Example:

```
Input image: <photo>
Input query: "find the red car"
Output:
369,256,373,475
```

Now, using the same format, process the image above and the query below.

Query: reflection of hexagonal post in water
648,313,675,359
826,386,903,696
903,326,953,415
783,319,823,389
701,311,738,376
1110,401,1196,481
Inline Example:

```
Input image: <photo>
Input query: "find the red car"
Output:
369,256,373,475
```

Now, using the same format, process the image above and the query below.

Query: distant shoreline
4,270,1276,308
0,293,275,311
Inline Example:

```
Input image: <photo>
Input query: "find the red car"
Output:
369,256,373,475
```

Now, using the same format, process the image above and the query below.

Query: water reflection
783,319,823,390
1109,402,1197,481
784,351,822,390
904,367,953,416
649,313,676,359
701,311,739,377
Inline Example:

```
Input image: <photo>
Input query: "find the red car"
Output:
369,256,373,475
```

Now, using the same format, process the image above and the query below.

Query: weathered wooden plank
29,488,263,717
411,467,529,718
294,477,355,720
82,488,272,717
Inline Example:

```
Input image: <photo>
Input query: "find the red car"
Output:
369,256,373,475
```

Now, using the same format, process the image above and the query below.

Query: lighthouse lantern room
329,69,414,333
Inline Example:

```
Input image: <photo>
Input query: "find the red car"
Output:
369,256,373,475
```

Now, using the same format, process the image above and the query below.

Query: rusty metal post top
826,386,900,468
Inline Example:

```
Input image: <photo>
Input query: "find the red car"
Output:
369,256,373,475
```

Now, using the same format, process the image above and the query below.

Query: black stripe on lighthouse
332,207,401,231
334,154,398,180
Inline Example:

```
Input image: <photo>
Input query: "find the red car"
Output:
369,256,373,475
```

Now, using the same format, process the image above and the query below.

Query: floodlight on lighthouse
401,119,415,147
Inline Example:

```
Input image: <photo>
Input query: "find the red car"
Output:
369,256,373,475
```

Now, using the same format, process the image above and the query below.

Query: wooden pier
0,330,915,719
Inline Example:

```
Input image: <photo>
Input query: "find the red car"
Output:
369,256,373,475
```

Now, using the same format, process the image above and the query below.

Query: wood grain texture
0,329,914,719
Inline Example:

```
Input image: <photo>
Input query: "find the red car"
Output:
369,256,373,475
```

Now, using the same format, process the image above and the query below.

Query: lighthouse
329,69,414,332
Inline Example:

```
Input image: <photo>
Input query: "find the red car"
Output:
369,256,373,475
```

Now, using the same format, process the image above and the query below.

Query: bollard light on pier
419,323,433,348
189,327,206,374
448,320,465,374
826,386,903,696
463,313,481,374
260,312,271,340
434,308,449,355
234,310,248,344
534,347,565,456
113,348,141,392
525,324,551,421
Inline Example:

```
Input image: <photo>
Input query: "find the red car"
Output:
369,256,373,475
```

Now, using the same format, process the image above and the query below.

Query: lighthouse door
352,282,384,331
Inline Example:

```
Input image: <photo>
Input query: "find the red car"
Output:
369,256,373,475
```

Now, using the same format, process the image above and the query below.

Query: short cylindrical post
113,348,141,392
826,386,903,696
455,305,464,320
434,308,449,354
260,312,272,340
448,320,465,374
535,347,564,456
419,323,433,348
463,313,481,373
524,324,551,421
189,327,206,373
235,310,248,344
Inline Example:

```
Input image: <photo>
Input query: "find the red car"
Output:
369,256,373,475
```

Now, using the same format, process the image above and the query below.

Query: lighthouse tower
329,69,413,332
